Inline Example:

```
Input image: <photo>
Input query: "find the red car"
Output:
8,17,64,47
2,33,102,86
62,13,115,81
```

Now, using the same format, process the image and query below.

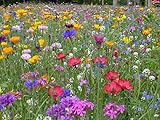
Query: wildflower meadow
0,2,160,120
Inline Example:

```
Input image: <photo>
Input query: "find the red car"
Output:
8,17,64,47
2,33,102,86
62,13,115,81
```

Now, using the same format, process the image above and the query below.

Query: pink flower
93,34,104,44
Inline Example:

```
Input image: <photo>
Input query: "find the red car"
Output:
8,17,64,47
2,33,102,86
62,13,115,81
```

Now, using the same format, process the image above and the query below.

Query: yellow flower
94,24,101,30
16,9,27,17
142,28,152,36
139,7,144,11
0,55,6,60
3,13,10,21
1,42,7,47
111,24,118,29
122,37,131,44
105,41,114,47
28,55,39,64
1,30,10,36
73,23,81,30
82,57,92,64
38,39,46,47
3,25,9,30
10,36,20,44
22,44,29,49
2,47,13,54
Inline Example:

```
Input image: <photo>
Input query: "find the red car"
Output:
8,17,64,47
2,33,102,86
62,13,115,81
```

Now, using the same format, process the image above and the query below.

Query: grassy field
0,3,160,120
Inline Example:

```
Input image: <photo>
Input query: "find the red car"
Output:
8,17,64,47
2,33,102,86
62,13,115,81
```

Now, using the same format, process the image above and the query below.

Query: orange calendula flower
1,30,10,36
16,9,27,17
3,13,10,21
142,28,152,36
10,36,20,44
2,47,13,54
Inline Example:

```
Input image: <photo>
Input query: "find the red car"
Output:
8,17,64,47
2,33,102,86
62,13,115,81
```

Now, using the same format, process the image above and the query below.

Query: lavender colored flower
51,42,62,49
21,53,31,60
54,65,65,72
62,29,76,39
103,103,125,120
0,93,16,110
80,80,87,86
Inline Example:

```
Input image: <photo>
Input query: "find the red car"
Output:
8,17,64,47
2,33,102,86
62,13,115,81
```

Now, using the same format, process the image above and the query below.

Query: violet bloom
0,35,6,43
93,34,104,45
47,96,94,119
54,65,65,72
69,99,94,117
0,93,16,110
62,29,76,39
103,103,125,120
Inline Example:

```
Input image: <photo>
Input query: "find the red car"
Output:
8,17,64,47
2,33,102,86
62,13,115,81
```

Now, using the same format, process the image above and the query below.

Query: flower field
0,3,160,120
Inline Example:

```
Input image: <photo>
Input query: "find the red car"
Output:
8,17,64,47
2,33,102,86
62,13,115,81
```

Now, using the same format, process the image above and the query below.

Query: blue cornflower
24,80,34,89
62,29,76,39
9,11,16,15
24,80,40,89
60,89,71,100
136,107,143,112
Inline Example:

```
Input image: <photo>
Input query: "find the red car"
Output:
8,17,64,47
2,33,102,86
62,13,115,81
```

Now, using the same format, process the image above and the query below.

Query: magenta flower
103,103,125,120
93,34,104,44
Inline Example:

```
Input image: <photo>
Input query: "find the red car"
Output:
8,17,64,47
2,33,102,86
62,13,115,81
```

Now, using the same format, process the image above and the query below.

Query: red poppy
116,80,133,90
93,56,107,65
67,57,81,67
48,86,63,100
103,81,122,95
104,71,120,81
57,52,66,60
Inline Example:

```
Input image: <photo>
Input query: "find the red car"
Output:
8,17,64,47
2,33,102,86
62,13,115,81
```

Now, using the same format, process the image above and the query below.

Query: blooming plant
0,3,160,120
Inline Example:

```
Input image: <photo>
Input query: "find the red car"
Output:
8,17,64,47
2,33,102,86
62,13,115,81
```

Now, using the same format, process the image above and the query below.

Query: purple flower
47,96,94,119
54,65,65,72
80,80,88,86
0,93,16,110
103,103,125,120
0,35,6,43
62,29,76,39
93,34,104,44
24,80,34,89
